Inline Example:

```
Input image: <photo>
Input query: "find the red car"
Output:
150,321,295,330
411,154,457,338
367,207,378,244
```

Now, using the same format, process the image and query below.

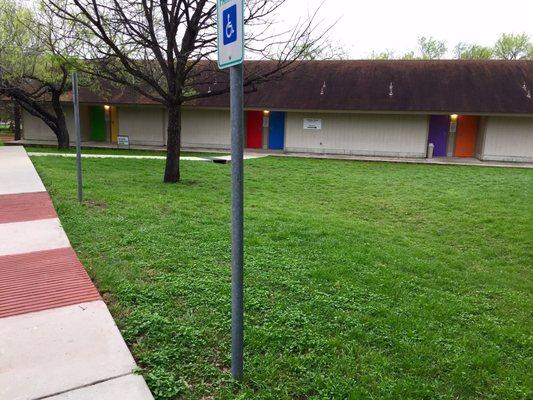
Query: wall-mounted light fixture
263,110,270,115
449,114,458,134
104,105,110,111
320,81,326,95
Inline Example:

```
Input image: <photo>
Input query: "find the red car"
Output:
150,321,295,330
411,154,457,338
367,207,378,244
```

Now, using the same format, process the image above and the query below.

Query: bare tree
45,0,328,182
295,33,347,60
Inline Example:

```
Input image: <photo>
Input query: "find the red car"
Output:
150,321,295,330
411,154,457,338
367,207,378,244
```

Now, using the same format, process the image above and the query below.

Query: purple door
427,115,449,157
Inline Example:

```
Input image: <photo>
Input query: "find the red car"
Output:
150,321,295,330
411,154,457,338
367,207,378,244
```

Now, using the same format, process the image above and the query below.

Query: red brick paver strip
0,247,101,318
0,191,58,224
0,146,153,399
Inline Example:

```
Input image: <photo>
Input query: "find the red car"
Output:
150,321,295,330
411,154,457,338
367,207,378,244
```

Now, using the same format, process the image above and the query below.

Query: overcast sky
280,0,533,58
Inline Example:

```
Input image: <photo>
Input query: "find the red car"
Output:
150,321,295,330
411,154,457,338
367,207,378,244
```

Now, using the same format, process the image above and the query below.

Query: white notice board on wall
303,118,322,130
117,135,130,148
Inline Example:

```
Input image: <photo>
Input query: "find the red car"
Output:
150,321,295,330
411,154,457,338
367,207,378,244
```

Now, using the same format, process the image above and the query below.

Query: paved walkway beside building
26,151,266,162
277,152,533,169
10,141,532,168
0,146,153,400
27,151,211,161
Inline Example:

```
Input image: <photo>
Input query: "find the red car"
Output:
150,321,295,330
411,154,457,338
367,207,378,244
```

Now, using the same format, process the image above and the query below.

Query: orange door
110,106,119,143
454,116,478,157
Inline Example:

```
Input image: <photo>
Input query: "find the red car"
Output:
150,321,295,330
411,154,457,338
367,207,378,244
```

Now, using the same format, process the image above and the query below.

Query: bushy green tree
493,33,531,60
0,0,74,147
401,51,416,60
373,33,532,61
418,36,447,59
371,50,395,60
395,37,447,60
454,43,493,59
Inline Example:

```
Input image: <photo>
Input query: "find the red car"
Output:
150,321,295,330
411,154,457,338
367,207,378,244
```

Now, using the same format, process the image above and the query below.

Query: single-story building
22,60,533,162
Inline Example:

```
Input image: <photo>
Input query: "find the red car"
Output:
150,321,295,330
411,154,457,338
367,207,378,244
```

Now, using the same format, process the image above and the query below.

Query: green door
89,106,106,141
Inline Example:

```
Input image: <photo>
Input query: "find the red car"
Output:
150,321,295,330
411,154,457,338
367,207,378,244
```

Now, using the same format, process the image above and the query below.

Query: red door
246,111,263,149
455,116,478,157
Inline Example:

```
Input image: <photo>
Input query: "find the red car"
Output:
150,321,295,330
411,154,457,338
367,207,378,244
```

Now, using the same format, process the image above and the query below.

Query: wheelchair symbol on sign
225,14,235,40
222,4,237,45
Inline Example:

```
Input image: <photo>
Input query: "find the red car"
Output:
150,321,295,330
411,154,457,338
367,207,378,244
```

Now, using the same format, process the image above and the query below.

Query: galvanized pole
230,63,244,379
72,72,83,203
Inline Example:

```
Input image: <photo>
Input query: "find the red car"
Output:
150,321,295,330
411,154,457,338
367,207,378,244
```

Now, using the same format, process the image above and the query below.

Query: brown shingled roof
70,60,533,115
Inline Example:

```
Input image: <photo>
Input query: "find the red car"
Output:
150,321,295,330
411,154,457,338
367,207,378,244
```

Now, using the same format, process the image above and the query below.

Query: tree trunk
13,102,22,140
54,118,69,149
51,91,69,149
164,105,182,183
11,90,70,149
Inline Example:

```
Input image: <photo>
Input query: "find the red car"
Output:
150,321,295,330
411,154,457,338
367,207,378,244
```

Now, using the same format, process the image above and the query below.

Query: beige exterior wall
23,105,91,143
22,108,56,142
118,105,165,146
481,116,533,162
79,106,91,140
22,105,75,142
181,108,231,149
23,105,230,148
21,105,533,163
285,112,429,157
475,116,488,159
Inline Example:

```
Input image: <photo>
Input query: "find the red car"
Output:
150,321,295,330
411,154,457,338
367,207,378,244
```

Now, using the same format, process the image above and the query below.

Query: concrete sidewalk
27,151,267,162
0,146,153,400
274,152,533,169
27,151,211,161
10,140,533,168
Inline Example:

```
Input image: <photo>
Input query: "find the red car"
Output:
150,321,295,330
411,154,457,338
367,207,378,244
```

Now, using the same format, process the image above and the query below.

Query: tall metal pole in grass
217,0,245,379
230,63,244,379
72,71,83,202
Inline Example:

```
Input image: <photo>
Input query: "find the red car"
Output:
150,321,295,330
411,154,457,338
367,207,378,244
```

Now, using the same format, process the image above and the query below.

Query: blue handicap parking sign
217,0,243,68
223,4,237,45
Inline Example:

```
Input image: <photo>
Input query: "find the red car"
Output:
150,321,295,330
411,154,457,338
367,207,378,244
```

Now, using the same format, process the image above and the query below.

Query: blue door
268,112,285,150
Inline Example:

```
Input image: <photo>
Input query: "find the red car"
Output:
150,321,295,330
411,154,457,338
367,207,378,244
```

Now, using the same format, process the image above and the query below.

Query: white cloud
279,0,533,58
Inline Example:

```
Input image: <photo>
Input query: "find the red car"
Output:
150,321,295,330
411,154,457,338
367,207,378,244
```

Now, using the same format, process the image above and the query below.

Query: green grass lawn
31,155,532,400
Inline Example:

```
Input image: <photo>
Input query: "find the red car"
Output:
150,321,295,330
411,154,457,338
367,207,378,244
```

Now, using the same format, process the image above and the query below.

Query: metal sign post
217,0,244,380
229,63,244,379
72,72,83,202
